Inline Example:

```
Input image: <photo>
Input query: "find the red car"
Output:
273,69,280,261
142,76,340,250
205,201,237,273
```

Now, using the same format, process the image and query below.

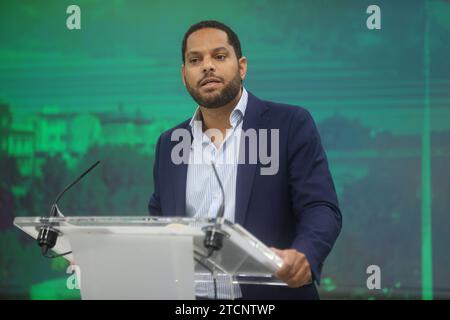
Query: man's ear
181,64,186,86
239,57,247,81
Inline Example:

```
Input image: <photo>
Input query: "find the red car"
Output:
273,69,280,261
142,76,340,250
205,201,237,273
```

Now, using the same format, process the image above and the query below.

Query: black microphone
37,160,101,258
203,162,228,257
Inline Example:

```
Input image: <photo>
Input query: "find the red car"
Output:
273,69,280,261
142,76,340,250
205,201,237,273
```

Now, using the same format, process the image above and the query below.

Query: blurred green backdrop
1,0,449,299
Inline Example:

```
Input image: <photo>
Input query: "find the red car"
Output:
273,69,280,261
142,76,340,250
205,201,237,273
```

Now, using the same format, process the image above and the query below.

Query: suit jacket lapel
235,91,269,226
171,122,192,217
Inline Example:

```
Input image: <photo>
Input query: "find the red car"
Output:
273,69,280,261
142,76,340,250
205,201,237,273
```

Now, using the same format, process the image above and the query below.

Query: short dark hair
181,20,242,64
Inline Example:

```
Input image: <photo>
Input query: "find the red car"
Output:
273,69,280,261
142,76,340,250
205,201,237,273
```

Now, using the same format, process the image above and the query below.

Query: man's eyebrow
186,47,230,57
186,51,201,57
211,47,230,53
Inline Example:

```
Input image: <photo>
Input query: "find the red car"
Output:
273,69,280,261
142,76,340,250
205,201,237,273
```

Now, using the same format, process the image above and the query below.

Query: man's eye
216,55,226,60
190,58,199,64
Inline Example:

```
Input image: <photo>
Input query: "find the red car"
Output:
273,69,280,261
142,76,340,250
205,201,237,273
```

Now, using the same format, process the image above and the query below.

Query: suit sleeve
148,134,162,216
287,108,342,285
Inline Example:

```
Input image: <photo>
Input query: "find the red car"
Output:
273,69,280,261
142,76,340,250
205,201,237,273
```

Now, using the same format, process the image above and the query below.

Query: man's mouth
200,77,222,88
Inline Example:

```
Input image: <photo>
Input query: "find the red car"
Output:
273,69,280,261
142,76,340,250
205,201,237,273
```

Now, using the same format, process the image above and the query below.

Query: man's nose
202,57,216,73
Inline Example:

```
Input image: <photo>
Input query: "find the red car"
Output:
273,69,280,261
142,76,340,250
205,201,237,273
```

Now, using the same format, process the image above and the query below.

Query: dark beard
185,72,242,109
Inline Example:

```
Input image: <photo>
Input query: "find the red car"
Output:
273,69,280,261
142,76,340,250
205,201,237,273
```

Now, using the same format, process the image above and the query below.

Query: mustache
198,74,224,86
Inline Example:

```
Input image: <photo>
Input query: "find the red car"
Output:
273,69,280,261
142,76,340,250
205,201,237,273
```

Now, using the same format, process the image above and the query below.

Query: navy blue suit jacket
148,91,342,299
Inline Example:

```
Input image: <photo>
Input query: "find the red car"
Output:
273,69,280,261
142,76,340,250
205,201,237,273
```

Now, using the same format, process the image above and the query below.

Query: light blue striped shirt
186,87,248,299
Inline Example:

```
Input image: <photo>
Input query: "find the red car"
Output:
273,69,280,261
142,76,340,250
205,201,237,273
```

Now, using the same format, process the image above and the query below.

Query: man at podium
148,20,342,300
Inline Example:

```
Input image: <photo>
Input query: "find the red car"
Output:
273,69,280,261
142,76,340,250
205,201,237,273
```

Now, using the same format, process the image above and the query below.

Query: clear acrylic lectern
14,216,284,300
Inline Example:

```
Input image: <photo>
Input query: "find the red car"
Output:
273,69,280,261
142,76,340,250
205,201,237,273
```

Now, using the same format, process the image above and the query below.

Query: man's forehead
186,28,232,53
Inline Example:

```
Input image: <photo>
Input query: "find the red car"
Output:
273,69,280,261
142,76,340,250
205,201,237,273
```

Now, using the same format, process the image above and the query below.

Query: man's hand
271,247,312,288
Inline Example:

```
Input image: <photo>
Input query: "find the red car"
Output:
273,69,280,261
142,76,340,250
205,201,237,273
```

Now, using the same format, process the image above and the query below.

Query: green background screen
1,0,449,299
